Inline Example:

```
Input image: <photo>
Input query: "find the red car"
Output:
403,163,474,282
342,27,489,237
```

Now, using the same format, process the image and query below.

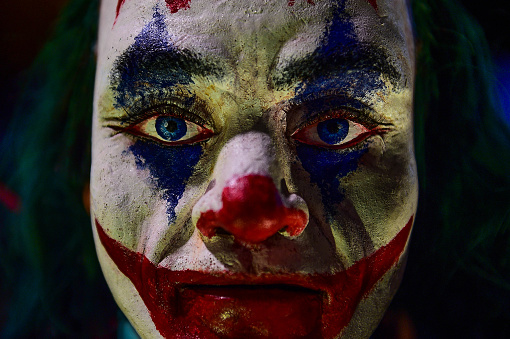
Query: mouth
95,216,413,339
178,284,322,338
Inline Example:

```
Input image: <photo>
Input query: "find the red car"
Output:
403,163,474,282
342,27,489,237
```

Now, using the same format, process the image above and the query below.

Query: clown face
91,0,417,337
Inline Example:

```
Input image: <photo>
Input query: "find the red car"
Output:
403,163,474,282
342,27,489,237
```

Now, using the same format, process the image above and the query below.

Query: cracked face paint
92,0,417,338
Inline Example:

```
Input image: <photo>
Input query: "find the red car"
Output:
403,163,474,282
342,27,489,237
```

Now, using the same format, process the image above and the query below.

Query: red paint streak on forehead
96,216,413,338
115,0,191,22
288,0,315,6
115,0,126,22
165,0,192,13
115,0,378,23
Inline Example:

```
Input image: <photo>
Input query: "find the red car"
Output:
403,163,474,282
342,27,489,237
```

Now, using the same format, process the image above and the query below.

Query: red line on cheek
115,0,126,22
96,216,413,338
320,215,413,337
367,0,378,11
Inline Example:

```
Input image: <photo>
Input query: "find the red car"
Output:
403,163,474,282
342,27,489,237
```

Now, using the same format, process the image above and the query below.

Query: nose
196,174,308,244
192,132,309,244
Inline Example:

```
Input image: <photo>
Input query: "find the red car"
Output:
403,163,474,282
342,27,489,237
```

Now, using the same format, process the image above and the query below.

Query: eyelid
113,87,215,128
126,114,214,145
106,103,215,145
286,93,390,133
124,103,211,128
286,95,392,149
292,107,374,133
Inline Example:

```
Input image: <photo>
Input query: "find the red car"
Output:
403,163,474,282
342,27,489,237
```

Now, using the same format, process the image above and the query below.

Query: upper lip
177,283,323,299
158,269,331,295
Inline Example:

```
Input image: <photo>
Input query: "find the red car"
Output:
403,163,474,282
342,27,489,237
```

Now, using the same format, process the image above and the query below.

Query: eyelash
291,111,388,149
115,103,214,146
287,97,390,149
111,91,388,148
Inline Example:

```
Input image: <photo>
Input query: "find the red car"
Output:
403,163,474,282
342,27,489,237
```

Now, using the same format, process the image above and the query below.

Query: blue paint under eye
155,116,187,141
128,141,202,222
297,145,367,208
317,119,349,145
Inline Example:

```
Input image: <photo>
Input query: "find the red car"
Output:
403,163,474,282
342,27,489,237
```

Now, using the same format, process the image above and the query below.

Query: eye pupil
164,120,178,132
317,119,349,144
155,116,187,141
326,121,340,134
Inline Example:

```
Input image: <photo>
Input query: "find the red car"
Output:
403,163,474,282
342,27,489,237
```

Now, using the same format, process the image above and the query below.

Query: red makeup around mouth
96,216,413,338
179,285,322,338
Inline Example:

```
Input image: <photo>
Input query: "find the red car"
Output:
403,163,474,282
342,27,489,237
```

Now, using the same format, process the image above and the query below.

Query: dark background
0,0,68,135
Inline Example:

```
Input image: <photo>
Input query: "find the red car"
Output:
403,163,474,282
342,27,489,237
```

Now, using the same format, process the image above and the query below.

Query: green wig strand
398,0,510,336
1,0,116,337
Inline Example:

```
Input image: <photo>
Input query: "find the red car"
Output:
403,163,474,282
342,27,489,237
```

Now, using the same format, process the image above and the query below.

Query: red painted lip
179,285,322,338
96,216,413,338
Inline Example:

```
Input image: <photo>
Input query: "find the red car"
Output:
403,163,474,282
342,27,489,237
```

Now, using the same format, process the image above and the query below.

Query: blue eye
155,116,187,141
317,119,349,145
127,113,214,145
292,116,375,149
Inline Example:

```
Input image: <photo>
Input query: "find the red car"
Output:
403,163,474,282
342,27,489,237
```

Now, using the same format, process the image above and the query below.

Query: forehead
96,0,414,86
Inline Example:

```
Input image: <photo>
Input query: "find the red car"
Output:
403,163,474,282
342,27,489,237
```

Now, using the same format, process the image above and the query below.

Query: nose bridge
212,131,277,185
192,131,309,244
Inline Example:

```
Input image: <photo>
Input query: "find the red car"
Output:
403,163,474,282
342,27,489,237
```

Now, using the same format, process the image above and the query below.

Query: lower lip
179,285,322,338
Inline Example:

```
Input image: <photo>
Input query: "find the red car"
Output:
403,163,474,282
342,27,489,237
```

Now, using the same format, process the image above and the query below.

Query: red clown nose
196,175,308,244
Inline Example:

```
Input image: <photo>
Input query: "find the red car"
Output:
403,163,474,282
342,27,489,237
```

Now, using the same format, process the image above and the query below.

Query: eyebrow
273,42,401,90
110,40,224,109
273,4,402,90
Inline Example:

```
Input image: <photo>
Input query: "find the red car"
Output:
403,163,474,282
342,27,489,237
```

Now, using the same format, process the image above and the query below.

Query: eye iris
155,116,187,141
317,119,349,144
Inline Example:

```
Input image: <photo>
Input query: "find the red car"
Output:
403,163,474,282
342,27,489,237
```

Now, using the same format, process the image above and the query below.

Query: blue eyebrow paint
110,9,222,110
111,10,190,109
292,8,379,208
275,3,399,90
114,9,217,221
291,74,384,119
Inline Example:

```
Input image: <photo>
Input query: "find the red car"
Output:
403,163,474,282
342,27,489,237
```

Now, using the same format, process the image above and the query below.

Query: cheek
128,140,203,222
341,136,418,247
296,144,368,208
295,133,417,259
90,136,203,250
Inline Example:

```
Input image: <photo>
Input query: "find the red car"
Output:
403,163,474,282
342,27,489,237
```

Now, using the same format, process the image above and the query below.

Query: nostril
278,225,289,234
205,179,216,193
214,227,231,236
280,178,290,197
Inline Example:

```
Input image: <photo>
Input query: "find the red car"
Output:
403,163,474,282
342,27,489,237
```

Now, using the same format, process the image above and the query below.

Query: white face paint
91,0,417,337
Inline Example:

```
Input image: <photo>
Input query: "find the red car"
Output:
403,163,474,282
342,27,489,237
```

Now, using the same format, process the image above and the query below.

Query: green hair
1,0,509,337
0,0,116,337
394,0,510,337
